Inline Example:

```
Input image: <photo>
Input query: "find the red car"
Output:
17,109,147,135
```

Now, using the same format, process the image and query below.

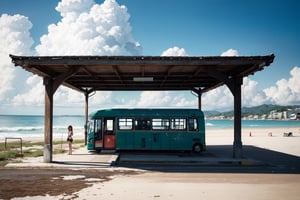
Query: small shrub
23,149,43,157
0,161,8,167
54,149,66,154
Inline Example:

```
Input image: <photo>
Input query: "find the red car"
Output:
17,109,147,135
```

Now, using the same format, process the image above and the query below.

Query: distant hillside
204,104,300,117
203,110,221,116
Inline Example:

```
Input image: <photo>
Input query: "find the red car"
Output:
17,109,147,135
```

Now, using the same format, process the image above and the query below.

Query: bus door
94,119,103,151
103,118,116,149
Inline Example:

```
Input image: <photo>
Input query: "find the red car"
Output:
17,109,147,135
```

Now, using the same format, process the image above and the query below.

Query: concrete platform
5,145,273,169
5,145,300,173
6,147,119,168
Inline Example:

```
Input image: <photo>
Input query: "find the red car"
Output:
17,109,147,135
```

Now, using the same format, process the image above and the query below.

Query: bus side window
105,119,114,135
152,118,169,130
95,119,102,139
170,118,186,130
118,118,133,130
135,118,151,130
188,118,198,131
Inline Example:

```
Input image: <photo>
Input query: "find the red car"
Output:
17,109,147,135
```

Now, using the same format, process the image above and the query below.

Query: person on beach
67,125,73,155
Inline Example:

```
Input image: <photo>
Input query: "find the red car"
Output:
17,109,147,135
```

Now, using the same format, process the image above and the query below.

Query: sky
0,0,300,115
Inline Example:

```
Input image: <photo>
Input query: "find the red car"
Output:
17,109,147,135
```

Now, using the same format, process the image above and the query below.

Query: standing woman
67,125,73,155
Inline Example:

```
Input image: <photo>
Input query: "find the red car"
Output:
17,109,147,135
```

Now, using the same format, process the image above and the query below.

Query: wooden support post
232,76,243,158
192,88,202,110
198,92,202,110
44,77,53,163
84,91,89,145
207,68,243,158
43,67,81,163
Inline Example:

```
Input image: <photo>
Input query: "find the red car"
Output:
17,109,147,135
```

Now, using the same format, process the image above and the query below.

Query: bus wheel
193,143,203,153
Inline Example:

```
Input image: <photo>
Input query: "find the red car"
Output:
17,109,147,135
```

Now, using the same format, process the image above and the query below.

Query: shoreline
205,119,300,130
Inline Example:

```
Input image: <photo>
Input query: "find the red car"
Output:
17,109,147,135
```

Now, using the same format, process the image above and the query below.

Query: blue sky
0,0,300,114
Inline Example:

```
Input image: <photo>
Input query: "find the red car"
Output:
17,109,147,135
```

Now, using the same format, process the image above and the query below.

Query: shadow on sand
115,145,300,174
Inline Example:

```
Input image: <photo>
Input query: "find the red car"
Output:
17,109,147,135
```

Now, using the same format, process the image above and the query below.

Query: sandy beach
1,126,300,200
207,127,300,156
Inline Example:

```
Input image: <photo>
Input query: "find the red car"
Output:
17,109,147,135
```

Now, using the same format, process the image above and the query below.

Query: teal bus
87,109,205,153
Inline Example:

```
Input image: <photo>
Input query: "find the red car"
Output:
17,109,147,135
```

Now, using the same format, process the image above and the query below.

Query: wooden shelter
10,54,275,162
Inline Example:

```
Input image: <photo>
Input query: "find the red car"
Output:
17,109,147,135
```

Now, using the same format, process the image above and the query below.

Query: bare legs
68,141,72,155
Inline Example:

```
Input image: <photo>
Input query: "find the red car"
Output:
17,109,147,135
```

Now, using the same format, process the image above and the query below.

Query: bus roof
90,108,204,118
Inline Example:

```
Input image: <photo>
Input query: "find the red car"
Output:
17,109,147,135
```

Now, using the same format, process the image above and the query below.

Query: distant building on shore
268,108,300,120
206,107,300,120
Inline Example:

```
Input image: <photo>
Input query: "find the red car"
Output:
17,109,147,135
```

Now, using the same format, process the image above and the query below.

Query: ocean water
0,115,85,139
205,119,300,130
0,115,299,139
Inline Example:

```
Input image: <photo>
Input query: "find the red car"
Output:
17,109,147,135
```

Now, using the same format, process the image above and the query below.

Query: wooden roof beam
180,67,203,87
160,66,176,87
112,65,125,85
80,66,113,91
50,66,81,93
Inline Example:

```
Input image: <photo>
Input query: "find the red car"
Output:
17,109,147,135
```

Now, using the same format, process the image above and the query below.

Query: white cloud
54,86,84,106
221,48,239,56
0,14,34,101
0,0,143,114
161,46,187,56
289,67,300,93
264,66,300,105
36,0,142,56
135,91,197,108
242,77,269,107
89,91,113,106
137,91,172,107
12,75,44,106
0,61,14,101
56,0,94,18
0,14,34,55
202,86,233,111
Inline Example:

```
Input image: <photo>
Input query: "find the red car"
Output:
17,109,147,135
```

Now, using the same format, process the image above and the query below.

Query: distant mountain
204,104,300,117
203,110,221,116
